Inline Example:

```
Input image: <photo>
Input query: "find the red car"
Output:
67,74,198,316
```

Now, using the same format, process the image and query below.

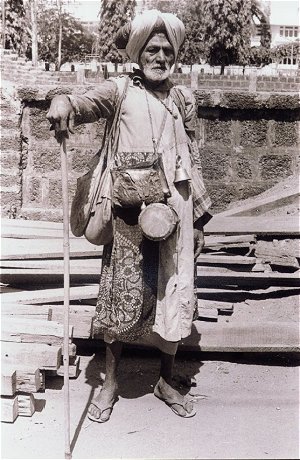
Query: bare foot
88,383,118,422
154,377,195,417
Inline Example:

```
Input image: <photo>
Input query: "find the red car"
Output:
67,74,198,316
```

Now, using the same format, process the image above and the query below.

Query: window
279,26,298,37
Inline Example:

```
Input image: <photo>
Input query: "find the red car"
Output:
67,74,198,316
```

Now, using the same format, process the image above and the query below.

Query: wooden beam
17,394,35,417
1,284,99,305
1,368,43,398
1,304,95,339
1,342,62,370
1,238,102,260
216,189,299,218
1,370,16,396
179,321,300,352
205,216,299,236
196,268,300,287
1,318,73,346
1,396,18,423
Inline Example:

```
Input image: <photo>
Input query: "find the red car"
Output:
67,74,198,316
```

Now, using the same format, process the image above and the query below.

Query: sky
66,0,299,24
65,0,101,21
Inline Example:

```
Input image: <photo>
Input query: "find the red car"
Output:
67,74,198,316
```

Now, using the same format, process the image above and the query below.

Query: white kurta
115,77,195,341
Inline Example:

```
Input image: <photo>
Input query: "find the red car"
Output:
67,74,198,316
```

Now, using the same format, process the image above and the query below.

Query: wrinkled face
139,33,175,83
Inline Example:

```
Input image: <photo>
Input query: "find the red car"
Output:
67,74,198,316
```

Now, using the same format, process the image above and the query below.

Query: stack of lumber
1,366,43,423
0,177,299,362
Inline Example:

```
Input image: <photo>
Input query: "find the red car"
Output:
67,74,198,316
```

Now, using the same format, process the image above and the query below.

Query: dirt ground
1,292,299,460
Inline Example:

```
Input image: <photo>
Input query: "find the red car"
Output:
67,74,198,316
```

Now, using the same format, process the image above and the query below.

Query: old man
47,9,211,422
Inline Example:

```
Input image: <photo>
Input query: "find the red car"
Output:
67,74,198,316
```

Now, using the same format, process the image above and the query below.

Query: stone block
71,147,96,172
240,120,268,147
0,174,21,188
204,119,232,146
29,104,52,140
199,146,232,181
259,155,292,180
26,177,43,204
48,178,63,208
205,183,238,212
1,152,21,169
1,133,21,151
235,157,253,179
273,121,299,147
32,148,62,172
1,191,22,208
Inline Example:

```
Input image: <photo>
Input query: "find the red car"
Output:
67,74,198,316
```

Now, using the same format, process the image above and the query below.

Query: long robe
69,74,211,344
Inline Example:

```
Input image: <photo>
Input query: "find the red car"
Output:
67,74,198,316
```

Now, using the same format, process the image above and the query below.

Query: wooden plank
17,394,35,417
197,254,256,265
196,268,300,287
57,356,80,379
1,396,18,423
1,284,98,305
1,238,102,260
1,342,62,370
196,307,219,321
1,218,65,239
216,189,299,218
179,321,300,352
1,304,95,339
1,370,16,396
0,268,102,285
1,318,73,346
1,253,256,268
204,234,256,245
1,367,42,395
205,216,299,235
15,368,42,393
1,303,51,320
256,239,300,258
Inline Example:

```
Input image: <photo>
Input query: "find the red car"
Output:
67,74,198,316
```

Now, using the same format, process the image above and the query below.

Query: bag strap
106,76,130,163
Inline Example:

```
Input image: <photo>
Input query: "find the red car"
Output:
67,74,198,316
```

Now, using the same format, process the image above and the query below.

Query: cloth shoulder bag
70,76,129,245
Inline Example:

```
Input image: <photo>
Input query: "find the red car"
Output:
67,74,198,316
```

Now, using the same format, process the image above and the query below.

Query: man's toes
172,403,187,417
185,400,194,414
89,404,100,419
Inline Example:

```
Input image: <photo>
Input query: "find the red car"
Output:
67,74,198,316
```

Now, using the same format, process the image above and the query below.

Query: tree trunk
57,0,62,70
220,64,225,75
30,0,38,67
1,0,5,49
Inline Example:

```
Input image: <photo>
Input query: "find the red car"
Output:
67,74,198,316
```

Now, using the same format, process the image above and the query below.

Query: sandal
87,397,118,423
154,383,196,418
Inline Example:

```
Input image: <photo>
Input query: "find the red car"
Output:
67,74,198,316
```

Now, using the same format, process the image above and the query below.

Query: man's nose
156,49,166,62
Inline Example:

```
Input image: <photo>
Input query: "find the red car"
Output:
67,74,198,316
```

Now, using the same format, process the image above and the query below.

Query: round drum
138,203,179,241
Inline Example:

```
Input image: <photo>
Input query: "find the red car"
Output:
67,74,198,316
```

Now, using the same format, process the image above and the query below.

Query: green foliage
271,41,299,63
94,0,136,63
30,5,94,68
202,0,253,72
3,0,29,55
177,0,205,65
177,0,271,70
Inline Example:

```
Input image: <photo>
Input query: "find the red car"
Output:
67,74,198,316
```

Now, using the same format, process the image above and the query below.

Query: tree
2,0,29,55
178,0,270,73
31,6,95,69
177,0,205,66
271,40,299,66
93,0,136,67
201,0,253,74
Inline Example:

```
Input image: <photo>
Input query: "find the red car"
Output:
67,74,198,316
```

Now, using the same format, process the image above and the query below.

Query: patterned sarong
93,207,159,342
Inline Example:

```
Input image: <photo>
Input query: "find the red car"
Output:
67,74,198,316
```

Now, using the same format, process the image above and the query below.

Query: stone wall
1,49,299,220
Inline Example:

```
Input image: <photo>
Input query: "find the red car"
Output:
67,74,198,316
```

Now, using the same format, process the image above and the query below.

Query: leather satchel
70,77,129,244
111,159,169,208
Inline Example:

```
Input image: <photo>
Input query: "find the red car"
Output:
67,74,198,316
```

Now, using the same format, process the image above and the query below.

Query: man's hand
194,227,205,262
46,95,75,142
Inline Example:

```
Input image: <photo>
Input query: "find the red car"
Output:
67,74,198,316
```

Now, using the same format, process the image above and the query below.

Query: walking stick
60,135,72,460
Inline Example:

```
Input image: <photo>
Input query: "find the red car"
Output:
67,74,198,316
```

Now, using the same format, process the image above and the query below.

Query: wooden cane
60,136,72,460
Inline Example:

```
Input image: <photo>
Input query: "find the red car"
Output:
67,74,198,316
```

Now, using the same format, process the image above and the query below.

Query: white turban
124,9,185,63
